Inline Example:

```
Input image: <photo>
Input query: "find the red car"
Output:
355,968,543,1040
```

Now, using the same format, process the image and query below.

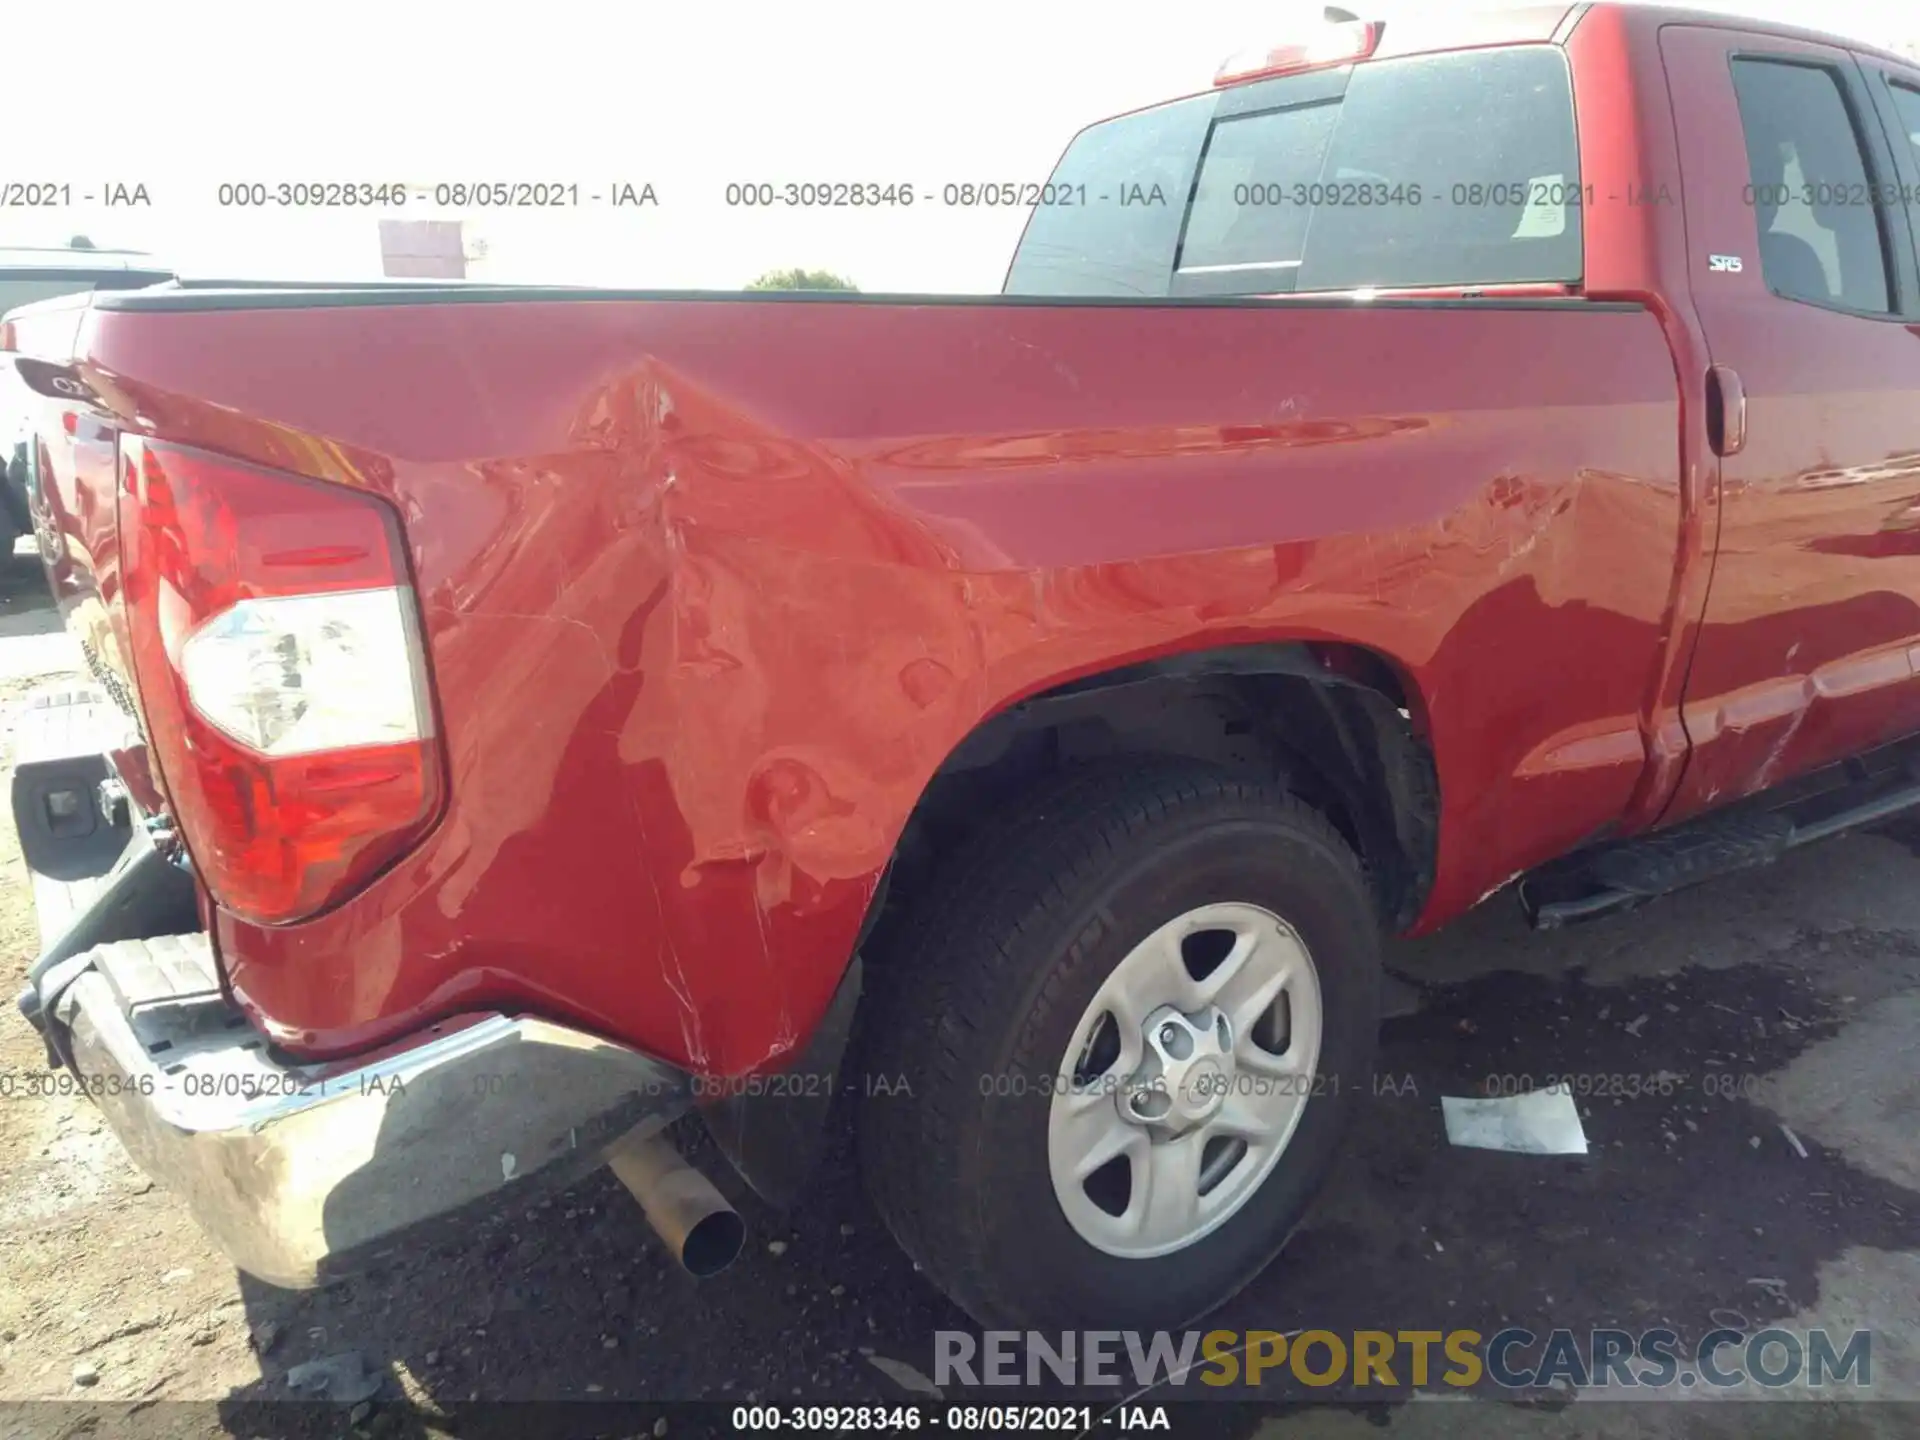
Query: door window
1886,81,1920,250
1730,58,1894,313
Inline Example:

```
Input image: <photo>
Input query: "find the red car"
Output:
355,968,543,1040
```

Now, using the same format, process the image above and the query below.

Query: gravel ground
0,556,1915,1439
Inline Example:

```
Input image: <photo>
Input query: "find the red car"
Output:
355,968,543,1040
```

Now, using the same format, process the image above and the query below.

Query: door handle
1707,363,1746,457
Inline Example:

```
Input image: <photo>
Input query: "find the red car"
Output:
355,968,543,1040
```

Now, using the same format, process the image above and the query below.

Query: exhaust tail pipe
606,1127,744,1277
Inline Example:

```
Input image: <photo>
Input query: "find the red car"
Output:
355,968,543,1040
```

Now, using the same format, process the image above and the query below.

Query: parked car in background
0,250,173,560
4,4,1920,1333
0,247,172,315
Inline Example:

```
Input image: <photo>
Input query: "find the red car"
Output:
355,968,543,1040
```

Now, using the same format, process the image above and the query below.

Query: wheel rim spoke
1054,1088,1134,1179
1196,916,1271,1006
1097,965,1155,1063
1067,995,1143,1087
1134,1134,1204,1249
1137,924,1207,1015
1209,1090,1275,1141
1253,969,1319,1076
1226,968,1288,1067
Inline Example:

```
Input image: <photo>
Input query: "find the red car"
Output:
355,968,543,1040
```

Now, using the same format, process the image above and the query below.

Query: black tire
859,761,1381,1331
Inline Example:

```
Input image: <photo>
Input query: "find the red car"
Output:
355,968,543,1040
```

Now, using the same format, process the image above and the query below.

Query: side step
1520,747,1920,929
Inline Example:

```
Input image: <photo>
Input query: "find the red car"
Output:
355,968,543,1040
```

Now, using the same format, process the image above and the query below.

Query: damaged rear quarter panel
80,295,1681,1075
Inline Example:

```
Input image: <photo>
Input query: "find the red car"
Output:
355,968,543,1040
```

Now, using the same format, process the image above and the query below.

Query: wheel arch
859,639,1443,960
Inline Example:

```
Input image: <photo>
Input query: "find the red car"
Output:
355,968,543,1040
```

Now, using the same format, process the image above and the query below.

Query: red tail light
118,439,444,925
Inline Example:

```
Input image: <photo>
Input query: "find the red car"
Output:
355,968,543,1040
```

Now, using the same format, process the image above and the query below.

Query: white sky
1,0,1915,292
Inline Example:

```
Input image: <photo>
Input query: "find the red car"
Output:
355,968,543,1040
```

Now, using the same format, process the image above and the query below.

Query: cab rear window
1005,45,1583,297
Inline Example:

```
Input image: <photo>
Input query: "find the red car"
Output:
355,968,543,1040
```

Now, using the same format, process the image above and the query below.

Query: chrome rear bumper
40,934,689,1287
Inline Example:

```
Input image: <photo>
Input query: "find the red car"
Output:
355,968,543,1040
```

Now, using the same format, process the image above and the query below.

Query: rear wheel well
864,642,1440,955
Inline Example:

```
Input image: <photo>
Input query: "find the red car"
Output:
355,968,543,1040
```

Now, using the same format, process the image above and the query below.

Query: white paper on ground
1442,1083,1589,1155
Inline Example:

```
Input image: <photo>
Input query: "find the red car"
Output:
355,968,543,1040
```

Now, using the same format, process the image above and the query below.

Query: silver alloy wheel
1047,902,1324,1259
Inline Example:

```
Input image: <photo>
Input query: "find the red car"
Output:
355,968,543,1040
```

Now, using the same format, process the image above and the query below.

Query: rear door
1658,25,1920,823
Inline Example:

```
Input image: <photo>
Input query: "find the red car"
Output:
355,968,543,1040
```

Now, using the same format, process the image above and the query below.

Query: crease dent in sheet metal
639,366,971,1072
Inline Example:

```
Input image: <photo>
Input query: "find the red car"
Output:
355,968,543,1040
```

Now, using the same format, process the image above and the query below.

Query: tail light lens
118,439,443,925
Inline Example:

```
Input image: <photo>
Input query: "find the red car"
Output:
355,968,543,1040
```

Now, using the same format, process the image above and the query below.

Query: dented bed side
45,289,1686,1076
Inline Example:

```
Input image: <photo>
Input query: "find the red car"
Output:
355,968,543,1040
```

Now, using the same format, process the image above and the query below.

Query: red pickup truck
8,2,1920,1334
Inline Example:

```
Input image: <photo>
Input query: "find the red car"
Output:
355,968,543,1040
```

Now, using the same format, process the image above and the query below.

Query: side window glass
1730,58,1892,313
1178,101,1340,282
1888,81,1920,242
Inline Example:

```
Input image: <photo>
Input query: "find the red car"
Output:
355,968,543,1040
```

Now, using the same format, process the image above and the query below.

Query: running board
1520,750,1920,930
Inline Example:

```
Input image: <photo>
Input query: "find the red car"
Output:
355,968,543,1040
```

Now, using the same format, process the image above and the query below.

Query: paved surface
0,548,1914,1437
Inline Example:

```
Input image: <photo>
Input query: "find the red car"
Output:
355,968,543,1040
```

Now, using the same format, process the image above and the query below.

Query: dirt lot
0,555,1917,1439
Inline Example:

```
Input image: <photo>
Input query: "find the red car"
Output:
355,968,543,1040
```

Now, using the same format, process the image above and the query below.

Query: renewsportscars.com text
935,1327,1872,1392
